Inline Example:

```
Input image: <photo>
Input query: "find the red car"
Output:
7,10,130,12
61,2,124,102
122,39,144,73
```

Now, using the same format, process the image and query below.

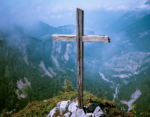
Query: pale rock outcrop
15,77,31,99
47,107,58,117
57,100,71,115
121,89,142,112
71,109,86,117
85,106,103,117
64,44,72,61
47,100,104,117
86,113,93,117
39,61,52,78
74,101,78,106
68,102,78,112
64,112,71,117
93,106,103,116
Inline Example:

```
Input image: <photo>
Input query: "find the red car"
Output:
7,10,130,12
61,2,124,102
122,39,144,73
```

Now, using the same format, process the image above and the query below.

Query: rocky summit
1,91,139,117
47,100,103,117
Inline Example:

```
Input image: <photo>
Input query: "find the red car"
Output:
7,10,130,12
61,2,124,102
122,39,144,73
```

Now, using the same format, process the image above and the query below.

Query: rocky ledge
47,100,103,117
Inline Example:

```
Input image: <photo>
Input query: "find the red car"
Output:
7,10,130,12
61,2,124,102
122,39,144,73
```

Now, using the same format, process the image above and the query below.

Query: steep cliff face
0,23,72,113
0,21,95,113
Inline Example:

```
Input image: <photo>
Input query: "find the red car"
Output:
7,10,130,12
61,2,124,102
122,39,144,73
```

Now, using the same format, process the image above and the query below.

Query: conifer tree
63,76,72,92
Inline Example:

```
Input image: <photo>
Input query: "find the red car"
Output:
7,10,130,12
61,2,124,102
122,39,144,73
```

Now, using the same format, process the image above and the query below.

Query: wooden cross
52,8,110,109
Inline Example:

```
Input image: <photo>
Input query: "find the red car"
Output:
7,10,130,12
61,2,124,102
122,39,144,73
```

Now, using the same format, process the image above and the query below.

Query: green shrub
63,76,73,92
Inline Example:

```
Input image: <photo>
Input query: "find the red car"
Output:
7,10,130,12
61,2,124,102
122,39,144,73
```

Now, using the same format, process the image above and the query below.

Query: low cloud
51,15,56,18
57,15,63,18
105,1,150,11
145,0,150,5
0,0,149,30
69,12,72,16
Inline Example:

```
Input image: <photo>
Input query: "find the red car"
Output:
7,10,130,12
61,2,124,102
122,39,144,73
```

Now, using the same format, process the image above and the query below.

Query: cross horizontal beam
52,35,110,43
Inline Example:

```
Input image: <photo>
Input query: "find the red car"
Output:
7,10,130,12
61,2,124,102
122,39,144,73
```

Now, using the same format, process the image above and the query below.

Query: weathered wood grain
52,35,76,41
83,35,110,43
77,8,84,109
52,35,110,43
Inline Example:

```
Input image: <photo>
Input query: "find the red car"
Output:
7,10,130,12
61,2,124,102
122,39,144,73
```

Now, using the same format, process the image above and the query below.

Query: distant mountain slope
81,11,150,116
0,22,77,113
123,14,150,35
0,37,65,113
121,14,150,51
0,21,97,114
109,10,150,32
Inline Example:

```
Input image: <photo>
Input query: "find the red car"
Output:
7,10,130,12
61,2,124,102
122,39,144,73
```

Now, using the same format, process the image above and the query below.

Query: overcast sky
0,0,150,27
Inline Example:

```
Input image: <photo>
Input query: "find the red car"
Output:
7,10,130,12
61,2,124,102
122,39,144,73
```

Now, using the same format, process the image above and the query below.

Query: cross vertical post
76,8,84,109
52,8,110,110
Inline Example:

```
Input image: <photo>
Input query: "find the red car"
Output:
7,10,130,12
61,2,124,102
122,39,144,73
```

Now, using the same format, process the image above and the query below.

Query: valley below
0,11,150,117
